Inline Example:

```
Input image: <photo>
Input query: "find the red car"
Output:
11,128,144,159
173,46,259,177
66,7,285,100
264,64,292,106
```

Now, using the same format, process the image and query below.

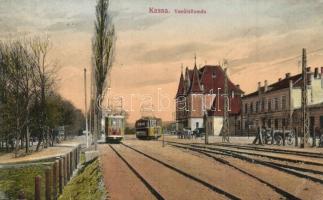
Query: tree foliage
0,37,84,155
92,0,115,148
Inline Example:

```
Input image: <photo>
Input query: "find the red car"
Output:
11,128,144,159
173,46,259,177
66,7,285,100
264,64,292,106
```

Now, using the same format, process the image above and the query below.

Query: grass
58,158,106,200
0,165,47,199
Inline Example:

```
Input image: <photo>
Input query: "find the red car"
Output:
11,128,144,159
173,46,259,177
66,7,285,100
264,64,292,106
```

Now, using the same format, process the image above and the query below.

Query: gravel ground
124,139,281,200
0,142,80,164
99,144,155,200
166,135,323,153
98,135,323,199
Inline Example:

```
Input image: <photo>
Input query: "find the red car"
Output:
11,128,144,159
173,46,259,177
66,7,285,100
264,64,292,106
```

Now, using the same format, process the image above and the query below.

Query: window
268,99,271,111
245,103,248,114
274,119,278,129
196,122,199,128
267,119,272,128
245,121,248,130
282,96,287,110
256,101,259,113
250,102,253,113
320,116,323,129
261,98,265,112
282,118,286,128
212,71,216,78
275,98,279,111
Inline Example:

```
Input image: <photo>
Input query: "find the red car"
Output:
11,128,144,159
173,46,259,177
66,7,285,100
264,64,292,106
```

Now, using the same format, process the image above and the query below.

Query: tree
29,36,57,150
92,0,115,149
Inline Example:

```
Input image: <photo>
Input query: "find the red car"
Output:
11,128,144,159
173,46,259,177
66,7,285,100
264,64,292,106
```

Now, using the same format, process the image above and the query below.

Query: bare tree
92,0,115,149
29,36,57,150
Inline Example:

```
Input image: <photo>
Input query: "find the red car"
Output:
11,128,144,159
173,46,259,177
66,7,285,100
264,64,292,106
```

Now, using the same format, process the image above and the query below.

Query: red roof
176,72,185,97
189,66,203,93
243,73,303,98
200,65,243,94
180,65,244,95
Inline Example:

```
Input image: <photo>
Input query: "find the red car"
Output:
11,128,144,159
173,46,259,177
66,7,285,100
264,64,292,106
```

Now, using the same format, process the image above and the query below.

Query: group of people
177,129,194,139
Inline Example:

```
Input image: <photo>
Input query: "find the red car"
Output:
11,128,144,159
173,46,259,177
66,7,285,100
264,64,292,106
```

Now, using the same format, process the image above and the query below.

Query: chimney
285,73,290,79
236,84,240,89
278,78,282,82
289,80,293,89
306,67,311,72
264,80,268,92
257,82,261,93
321,67,323,74
314,67,319,78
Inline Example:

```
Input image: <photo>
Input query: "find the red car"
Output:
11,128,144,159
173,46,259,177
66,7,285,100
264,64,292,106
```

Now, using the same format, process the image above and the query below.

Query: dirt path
123,140,282,200
111,144,228,200
99,144,155,200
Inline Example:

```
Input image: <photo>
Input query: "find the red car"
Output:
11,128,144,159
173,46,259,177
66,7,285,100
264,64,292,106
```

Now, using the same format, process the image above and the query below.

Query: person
319,128,323,147
253,126,264,145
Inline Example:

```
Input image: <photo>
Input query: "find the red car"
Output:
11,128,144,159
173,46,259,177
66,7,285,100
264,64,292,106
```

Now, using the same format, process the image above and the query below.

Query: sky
1,0,323,122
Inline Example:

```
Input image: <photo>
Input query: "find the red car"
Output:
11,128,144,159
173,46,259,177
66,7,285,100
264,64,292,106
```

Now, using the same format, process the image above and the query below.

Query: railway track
167,141,323,195
120,142,240,200
208,143,323,159
190,143,323,167
166,142,301,200
108,144,164,200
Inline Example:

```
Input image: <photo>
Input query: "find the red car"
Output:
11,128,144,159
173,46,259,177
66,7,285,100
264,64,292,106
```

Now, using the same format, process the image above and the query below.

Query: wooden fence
17,145,81,200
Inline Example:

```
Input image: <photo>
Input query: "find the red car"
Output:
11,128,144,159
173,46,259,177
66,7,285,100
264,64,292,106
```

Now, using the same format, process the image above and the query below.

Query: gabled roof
176,64,244,97
188,65,203,93
199,65,244,94
176,72,185,97
243,73,303,98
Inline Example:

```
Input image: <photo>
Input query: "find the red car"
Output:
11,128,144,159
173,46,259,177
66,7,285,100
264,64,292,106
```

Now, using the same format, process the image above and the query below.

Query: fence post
73,149,76,170
63,156,67,185
45,168,51,200
75,148,78,168
35,176,41,200
53,161,58,200
283,127,286,146
76,147,79,166
66,153,70,181
59,159,63,194
70,151,73,175
295,128,299,147
313,128,316,147
18,190,26,200
271,129,274,145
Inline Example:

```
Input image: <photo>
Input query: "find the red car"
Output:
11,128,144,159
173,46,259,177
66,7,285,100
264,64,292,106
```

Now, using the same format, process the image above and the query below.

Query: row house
175,64,244,135
241,67,323,135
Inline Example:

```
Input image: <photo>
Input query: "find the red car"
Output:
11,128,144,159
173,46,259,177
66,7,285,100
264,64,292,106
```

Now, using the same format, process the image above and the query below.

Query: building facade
175,64,244,135
241,67,323,135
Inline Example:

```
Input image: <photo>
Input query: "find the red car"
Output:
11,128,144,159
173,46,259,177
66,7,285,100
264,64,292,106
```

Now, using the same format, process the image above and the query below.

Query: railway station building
175,64,244,135
241,67,323,136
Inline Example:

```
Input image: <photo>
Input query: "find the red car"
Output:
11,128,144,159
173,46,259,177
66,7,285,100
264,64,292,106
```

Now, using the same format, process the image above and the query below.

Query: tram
135,117,162,139
105,114,125,143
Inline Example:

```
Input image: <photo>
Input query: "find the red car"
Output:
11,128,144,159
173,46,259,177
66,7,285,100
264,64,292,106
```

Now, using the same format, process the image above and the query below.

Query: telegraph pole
84,68,89,148
301,48,310,148
204,111,208,144
222,67,230,142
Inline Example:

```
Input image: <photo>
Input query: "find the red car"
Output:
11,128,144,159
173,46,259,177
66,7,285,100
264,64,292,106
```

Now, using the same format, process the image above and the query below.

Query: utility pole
301,48,310,148
84,68,89,148
204,111,208,144
222,67,230,142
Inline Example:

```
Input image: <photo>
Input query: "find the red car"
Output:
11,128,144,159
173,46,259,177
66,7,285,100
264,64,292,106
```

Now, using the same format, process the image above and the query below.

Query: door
310,116,315,137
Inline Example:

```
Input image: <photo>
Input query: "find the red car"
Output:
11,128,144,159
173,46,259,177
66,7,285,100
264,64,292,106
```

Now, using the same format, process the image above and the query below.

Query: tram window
150,120,156,127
